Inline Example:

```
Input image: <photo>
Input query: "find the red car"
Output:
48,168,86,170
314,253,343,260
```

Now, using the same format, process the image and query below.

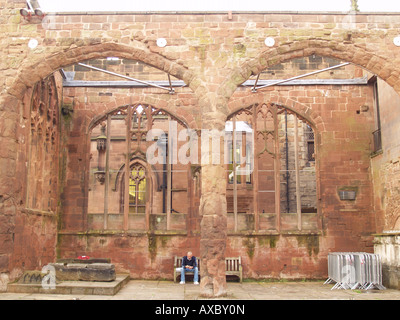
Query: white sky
37,0,400,12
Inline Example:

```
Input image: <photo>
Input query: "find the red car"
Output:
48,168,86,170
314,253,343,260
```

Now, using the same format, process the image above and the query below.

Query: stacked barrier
324,252,385,290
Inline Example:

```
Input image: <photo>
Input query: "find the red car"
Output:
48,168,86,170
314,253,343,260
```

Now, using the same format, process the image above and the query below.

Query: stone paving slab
1,280,400,300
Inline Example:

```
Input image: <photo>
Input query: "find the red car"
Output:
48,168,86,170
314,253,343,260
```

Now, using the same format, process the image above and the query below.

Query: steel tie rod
252,62,351,92
77,62,175,94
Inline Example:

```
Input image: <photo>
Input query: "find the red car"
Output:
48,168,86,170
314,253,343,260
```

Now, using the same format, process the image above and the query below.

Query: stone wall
55,72,377,280
0,73,62,290
371,79,400,232
2,2,400,294
374,234,400,289
371,78,400,290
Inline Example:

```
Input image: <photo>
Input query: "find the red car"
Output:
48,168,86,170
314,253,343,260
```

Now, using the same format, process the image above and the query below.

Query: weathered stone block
374,234,400,289
17,271,47,284
57,258,111,264
382,264,400,290
49,262,116,282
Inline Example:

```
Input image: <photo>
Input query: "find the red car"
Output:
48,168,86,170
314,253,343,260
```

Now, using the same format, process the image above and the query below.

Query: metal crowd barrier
324,252,385,290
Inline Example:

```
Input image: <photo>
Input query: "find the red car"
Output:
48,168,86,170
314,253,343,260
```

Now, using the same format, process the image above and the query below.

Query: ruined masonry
1,0,400,297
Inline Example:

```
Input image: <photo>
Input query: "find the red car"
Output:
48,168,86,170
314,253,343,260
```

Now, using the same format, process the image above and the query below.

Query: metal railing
324,252,386,290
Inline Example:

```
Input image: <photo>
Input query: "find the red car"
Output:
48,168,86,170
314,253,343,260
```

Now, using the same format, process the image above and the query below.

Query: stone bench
173,256,242,283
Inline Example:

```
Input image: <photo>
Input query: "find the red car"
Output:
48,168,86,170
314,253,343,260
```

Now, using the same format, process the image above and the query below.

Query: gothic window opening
226,103,318,233
226,125,252,185
87,104,191,232
128,164,147,214
305,124,315,163
26,75,60,213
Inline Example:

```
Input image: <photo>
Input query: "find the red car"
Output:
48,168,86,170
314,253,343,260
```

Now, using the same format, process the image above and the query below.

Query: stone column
199,164,227,297
199,108,228,297
0,95,20,291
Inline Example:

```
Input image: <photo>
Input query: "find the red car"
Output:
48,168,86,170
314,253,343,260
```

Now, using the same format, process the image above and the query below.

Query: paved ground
0,280,399,300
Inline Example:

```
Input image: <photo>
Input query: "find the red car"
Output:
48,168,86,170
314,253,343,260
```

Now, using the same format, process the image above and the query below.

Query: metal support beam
77,63,175,93
167,74,175,95
294,114,302,231
251,73,260,92
251,62,350,92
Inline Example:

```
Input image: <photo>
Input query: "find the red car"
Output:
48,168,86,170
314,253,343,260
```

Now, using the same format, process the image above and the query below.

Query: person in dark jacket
180,251,199,284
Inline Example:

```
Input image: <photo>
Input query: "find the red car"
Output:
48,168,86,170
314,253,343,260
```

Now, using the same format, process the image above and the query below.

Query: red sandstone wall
10,211,57,275
55,80,376,279
4,74,63,284
3,5,400,285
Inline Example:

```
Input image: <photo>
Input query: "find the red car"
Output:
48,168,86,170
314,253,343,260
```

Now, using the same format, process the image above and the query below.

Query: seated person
180,251,199,285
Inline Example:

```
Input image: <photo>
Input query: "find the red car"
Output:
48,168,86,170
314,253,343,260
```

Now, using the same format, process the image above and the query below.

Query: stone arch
113,156,160,193
87,95,198,134
85,102,194,220
225,98,322,232
87,102,192,134
226,96,322,176
221,39,400,99
8,41,195,99
118,157,152,215
227,91,324,133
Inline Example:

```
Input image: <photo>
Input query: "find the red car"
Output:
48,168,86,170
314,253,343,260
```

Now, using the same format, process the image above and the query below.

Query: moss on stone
296,235,319,256
257,235,279,249
243,238,255,259
148,233,157,262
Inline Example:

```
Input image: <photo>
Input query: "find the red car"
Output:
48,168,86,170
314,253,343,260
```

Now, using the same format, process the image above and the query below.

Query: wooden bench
225,257,243,283
173,256,242,283
174,256,200,283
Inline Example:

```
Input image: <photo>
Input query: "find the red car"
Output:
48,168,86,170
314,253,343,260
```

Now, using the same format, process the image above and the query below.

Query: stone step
7,274,130,296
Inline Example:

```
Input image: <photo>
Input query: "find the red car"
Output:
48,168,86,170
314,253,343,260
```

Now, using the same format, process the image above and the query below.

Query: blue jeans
181,267,198,282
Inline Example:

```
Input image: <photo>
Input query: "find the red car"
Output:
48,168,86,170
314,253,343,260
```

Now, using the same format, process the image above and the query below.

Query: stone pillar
199,164,227,297
0,95,20,291
199,109,228,297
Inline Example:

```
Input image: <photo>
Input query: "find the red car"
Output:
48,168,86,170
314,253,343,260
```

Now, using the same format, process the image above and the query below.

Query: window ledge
370,149,383,158
21,208,57,217
228,230,321,236
58,230,187,236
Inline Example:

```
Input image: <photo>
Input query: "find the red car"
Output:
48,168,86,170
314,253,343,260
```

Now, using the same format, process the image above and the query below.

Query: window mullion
233,116,238,232
103,114,111,230
123,106,132,231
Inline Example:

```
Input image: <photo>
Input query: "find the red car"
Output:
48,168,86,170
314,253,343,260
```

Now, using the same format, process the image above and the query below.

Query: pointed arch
87,101,193,231
220,39,400,102
9,42,195,99
225,101,320,232
88,103,190,133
